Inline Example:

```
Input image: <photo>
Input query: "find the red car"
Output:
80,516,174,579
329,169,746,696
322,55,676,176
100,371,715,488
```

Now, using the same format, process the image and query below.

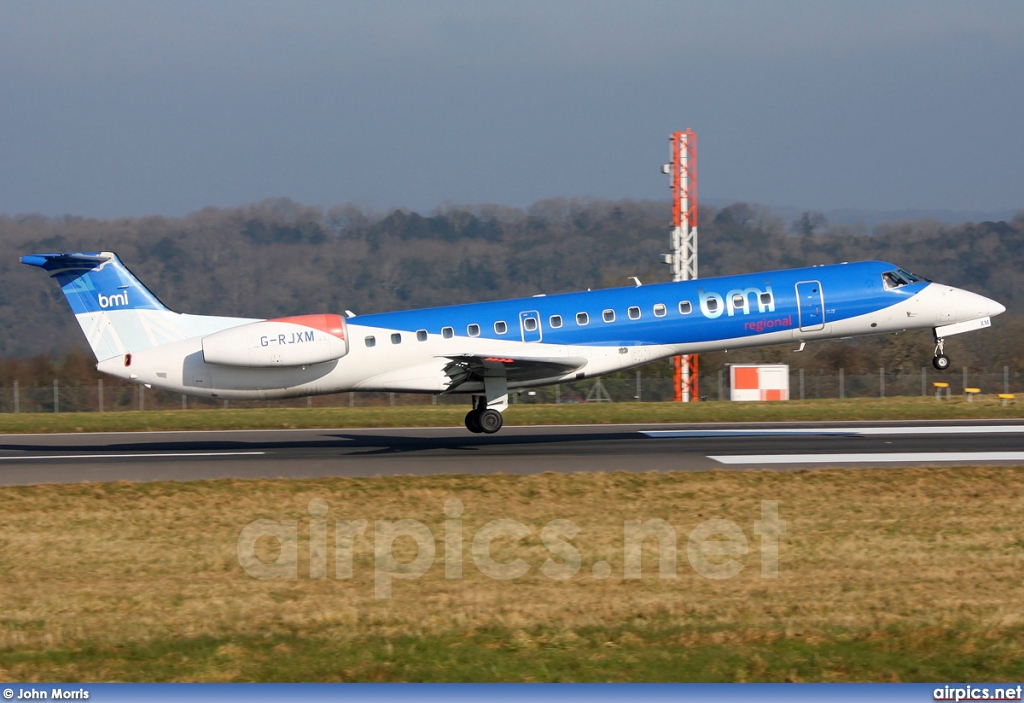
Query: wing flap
440,353,587,391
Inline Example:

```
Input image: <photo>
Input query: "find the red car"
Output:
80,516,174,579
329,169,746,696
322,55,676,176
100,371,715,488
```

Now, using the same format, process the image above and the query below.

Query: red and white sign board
728,364,790,401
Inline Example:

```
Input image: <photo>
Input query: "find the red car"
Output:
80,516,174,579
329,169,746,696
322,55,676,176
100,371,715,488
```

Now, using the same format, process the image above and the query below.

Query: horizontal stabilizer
21,253,112,270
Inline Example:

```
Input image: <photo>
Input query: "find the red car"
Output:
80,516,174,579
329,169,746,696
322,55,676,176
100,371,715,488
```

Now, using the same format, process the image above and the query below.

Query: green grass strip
0,397,1022,434
4,624,1023,682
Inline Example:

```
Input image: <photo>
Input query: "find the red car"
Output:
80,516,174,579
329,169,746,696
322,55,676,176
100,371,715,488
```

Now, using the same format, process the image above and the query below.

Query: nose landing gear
932,335,950,371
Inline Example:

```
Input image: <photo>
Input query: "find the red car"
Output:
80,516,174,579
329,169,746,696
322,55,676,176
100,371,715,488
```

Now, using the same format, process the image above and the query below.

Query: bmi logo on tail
98,291,129,309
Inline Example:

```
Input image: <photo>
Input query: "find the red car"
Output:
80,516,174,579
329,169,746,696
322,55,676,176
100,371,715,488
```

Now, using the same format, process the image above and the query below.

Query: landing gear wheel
464,410,483,433
478,408,504,434
932,334,949,371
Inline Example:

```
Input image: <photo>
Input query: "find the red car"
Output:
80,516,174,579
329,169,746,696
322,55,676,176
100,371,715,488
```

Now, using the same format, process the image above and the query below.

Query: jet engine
201,314,348,367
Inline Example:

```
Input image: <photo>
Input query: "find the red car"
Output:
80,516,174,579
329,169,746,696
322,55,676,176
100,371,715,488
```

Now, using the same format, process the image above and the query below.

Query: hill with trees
1,198,1021,386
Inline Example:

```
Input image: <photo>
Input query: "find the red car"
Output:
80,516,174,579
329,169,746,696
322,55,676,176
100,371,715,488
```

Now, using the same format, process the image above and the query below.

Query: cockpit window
882,270,910,290
882,268,927,290
897,268,924,283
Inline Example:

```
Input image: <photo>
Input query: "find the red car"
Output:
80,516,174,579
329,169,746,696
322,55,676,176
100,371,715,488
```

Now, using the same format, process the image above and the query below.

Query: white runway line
0,451,266,461
709,452,1024,465
643,425,1024,438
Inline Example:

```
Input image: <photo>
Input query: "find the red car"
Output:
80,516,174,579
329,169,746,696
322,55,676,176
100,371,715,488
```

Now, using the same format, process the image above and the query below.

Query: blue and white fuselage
22,252,1005,433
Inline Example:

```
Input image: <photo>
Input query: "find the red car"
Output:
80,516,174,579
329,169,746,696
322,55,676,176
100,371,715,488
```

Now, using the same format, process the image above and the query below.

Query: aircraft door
519,310,542,342
795,281,825,331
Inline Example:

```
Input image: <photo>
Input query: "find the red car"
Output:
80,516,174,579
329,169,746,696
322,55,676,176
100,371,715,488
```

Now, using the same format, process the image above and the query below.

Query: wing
440,353,588,391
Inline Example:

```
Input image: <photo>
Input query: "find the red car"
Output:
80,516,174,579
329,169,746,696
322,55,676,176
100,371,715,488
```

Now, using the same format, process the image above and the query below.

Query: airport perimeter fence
0,367,1022,413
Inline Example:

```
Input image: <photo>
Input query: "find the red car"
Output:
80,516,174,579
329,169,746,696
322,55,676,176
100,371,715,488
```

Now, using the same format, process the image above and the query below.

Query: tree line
1,198,1021,387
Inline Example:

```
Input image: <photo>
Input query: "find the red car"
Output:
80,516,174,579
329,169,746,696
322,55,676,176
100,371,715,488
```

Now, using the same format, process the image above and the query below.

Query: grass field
2,467,1023,681
1,396,1022,434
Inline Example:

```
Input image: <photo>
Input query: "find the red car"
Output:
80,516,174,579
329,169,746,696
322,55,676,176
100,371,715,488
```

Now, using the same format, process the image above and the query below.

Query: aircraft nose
957,289,1005,319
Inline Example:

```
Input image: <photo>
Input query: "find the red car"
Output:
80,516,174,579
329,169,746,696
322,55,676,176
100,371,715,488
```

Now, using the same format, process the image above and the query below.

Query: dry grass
1,467,1024,681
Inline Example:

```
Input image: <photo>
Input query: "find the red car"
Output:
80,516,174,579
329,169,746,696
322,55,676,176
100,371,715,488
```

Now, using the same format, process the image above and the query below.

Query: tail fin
22,251,190,361
22,252,170,314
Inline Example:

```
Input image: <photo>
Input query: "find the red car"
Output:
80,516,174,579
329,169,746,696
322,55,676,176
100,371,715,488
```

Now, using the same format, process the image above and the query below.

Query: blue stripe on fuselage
355,261,926,346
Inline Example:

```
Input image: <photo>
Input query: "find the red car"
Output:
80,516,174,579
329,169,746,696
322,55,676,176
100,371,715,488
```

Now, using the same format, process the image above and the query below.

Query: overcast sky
1,1,1021,218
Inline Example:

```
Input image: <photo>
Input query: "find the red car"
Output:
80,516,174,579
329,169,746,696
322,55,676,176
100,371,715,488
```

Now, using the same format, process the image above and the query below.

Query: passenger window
678,301,691,315
603,309,615,323
364,336,376,347
628,306,641,320
468,324,480,337
759,292,772,306
576,312,589,325
732,295,746,309
416,329,428,342
494,321,507,334
706,298,719,313
654,304,667,317
391,333,402,344
524,317,538,331
549,315,563,328
442,327,454,339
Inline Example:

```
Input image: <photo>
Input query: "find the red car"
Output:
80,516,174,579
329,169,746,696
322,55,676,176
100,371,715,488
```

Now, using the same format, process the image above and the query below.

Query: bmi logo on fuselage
698,285,774,319
98,291,129,309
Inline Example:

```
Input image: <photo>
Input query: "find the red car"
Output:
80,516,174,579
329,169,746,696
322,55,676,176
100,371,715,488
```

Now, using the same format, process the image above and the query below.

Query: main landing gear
464,374,509,434
465,405,504,434
932,334,950,371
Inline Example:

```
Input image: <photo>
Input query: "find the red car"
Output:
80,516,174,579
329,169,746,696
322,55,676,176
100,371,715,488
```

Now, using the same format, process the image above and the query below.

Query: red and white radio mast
665,130,698,402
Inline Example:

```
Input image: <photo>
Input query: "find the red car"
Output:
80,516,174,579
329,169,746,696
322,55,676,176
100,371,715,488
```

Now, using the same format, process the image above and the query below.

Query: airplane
23,252,1005,434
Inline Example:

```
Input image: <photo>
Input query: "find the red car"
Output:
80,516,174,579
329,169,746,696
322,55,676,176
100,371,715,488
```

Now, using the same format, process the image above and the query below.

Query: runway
1,419,1024,486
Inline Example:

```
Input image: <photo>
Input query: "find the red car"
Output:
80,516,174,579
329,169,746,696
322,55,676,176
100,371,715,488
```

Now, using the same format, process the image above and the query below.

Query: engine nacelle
201,314,348,368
